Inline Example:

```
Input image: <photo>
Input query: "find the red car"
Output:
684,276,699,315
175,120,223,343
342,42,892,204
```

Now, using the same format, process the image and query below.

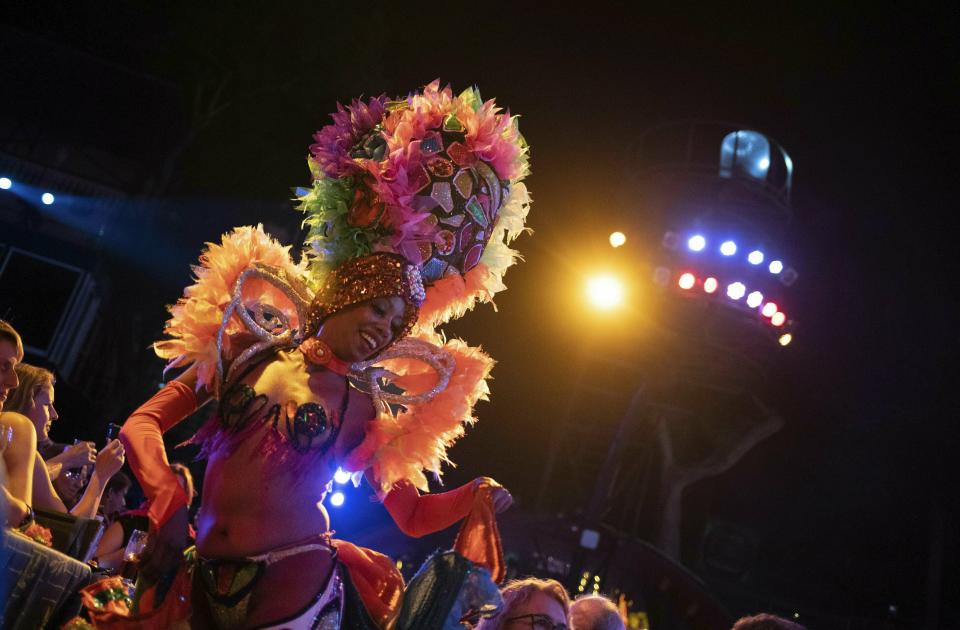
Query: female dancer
117,81,530,629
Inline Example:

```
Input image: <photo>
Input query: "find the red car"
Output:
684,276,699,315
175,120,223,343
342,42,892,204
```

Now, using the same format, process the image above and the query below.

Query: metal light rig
525,121,803,629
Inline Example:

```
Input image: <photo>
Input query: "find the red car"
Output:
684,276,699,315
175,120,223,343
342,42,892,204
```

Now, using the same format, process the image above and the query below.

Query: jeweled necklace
299,337,352,376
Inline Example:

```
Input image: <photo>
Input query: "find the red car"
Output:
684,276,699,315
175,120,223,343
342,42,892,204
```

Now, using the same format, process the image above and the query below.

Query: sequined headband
305,253,425,340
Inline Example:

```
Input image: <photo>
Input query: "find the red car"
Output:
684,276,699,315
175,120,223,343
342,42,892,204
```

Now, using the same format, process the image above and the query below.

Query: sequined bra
188,349,353,472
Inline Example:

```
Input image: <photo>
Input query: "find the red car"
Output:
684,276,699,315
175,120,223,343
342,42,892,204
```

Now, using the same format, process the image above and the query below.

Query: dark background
1,2,957,627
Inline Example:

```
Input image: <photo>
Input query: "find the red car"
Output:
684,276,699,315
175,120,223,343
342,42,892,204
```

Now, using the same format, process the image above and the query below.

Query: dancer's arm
120,367,207,581
118,366,208,530
380,476,513,538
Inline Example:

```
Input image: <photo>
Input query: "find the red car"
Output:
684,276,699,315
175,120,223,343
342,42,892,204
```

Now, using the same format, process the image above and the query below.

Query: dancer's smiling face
318,296,407,362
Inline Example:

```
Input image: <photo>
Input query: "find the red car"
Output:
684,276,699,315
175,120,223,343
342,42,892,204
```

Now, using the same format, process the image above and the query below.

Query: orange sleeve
382,478,477,538
118,380,198,530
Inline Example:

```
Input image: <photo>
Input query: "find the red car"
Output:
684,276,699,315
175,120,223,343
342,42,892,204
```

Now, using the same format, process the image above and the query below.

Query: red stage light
771,312,786,326
678,273,696,290
703,277,718,293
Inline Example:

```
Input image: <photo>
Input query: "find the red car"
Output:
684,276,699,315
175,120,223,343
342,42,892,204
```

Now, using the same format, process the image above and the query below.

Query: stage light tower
535,122,804,610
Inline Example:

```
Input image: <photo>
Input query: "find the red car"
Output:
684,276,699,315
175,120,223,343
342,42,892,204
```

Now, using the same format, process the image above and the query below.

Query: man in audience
0,319,32,527
569,594,625,630
732,613,807,629
477,577,570,630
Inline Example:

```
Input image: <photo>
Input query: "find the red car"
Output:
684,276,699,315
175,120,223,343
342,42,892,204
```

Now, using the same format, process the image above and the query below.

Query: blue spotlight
688,235,706,252
41,192,55,205
720,240,737,256
768,260,783,274
748,250,764,265
0,177,11,190
330,491,345,507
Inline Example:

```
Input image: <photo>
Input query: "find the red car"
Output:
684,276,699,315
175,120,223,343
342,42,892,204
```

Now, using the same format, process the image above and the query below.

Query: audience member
477,577,571,630
93,463,194,571
170,462,196,510
732,613,808,630
3,363,96,489
98,471,131,524
0,359,126,520
569,594,625,630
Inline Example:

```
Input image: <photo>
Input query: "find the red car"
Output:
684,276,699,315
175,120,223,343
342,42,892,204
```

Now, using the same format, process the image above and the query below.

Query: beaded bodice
190,349,358,475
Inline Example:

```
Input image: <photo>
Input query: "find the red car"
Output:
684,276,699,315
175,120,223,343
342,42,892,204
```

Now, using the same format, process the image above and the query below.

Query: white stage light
688,235,706,251
0,177,11,190
726,282,746,300
720,240,737,256
330,491,345,507
41,192,55,205
768,260,783,274
333,468,351,484
748,250,764,265
746,291,764,308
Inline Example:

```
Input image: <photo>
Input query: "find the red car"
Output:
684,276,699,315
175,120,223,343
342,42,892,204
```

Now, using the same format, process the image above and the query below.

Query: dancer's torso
195,349,372,558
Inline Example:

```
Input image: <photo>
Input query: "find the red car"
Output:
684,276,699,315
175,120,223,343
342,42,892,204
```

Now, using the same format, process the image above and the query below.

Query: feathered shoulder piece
153,225,306,393
343,330,495,495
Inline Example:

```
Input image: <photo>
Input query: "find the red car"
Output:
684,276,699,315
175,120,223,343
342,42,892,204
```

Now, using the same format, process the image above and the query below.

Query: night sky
3,2,958,626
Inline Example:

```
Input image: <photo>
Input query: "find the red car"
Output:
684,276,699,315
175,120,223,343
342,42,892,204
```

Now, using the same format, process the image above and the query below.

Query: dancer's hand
476,477,513,513
141,506,189,582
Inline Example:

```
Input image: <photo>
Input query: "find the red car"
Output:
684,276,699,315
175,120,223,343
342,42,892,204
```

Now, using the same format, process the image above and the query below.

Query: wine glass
121,529,148,582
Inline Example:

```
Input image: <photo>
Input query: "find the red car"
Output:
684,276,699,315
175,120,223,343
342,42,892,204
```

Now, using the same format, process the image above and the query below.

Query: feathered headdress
299,79,531,330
